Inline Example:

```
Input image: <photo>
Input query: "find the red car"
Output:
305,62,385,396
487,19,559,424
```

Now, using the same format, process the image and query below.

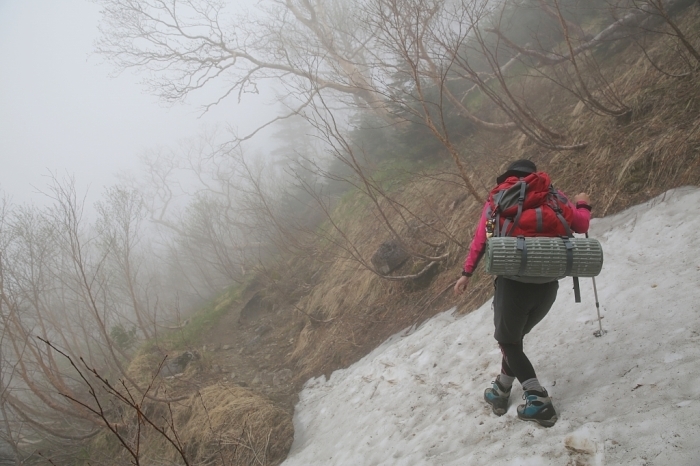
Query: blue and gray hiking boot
517,389,558,427
484,380,511,416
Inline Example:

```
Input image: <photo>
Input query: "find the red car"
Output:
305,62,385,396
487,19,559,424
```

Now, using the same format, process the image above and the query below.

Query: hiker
453,159,591,427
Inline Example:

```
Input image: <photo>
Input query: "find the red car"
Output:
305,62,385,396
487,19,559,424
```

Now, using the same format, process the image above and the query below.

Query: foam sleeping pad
485,237,603,278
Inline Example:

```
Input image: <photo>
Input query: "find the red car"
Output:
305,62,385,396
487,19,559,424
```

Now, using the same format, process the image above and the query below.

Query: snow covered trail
282,187,700,466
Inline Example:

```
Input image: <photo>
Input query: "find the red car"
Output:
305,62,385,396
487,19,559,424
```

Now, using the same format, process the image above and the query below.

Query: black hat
496,159,537,184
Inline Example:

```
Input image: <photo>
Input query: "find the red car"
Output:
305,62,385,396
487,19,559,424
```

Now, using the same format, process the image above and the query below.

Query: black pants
493,277,558,384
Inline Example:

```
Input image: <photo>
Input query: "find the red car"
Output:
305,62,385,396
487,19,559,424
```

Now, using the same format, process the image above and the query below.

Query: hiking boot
517,389,558,427
484,380,511,416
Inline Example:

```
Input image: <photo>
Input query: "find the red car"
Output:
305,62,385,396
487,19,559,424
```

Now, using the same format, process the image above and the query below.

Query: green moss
140,284,243,353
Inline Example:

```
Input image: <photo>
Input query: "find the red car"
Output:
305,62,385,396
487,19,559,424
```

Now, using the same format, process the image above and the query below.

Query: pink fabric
463,202,490,274
462,196,591,274
569,201,591,233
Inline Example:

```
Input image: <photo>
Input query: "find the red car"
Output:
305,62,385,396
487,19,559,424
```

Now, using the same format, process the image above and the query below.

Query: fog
0,0,277,207
0,2,307,457
0,0,691,462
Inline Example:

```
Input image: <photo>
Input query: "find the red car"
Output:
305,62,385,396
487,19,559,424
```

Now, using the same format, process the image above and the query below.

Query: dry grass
126,351,165,388
148,384,293,465
286,166,499,380
92,381,293,465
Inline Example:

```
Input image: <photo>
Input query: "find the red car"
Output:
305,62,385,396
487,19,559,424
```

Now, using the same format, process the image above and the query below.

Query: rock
159,351,200,378
370,240,410,275
239,291,274,323
221,345,231,351
255,324,272,336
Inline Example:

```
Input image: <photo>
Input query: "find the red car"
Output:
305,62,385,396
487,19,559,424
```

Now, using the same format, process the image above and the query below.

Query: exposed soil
167,294,303,415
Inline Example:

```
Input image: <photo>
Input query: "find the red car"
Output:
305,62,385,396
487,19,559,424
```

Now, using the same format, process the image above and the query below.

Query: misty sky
0,0,274,206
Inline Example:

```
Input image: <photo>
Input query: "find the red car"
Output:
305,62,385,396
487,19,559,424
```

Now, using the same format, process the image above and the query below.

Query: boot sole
517,413,558,428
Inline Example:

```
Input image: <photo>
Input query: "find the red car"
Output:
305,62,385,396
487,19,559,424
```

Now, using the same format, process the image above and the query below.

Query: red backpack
486,172,574,238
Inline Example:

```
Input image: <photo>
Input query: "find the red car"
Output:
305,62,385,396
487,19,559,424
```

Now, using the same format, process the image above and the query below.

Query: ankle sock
496,374,515,390
521,378,545,393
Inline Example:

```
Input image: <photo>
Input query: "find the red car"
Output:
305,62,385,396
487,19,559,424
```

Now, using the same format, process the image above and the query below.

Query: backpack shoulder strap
506,181,528,236
548,185,573,237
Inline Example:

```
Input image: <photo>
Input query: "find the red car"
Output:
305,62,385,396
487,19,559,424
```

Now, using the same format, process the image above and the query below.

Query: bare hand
574,192,590,204
454,275,470,295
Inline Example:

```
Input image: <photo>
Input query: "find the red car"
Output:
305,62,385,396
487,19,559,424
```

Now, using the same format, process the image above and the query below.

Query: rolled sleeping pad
485,236,603,278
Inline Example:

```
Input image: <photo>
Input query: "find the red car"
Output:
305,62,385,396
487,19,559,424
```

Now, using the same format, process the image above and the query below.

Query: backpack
483,172,603,291
486,172,574,238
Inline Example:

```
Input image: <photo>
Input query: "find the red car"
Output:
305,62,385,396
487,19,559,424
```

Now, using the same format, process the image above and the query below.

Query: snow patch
282,187,700,466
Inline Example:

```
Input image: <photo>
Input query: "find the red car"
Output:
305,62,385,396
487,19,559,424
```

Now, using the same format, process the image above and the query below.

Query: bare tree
627,0,700,76
356,0,589,204
96,186,156,341
542,0,631,117
645,0,700,64
477,0,698,122
443,0,593,146
272,92,456,281
40,339,191,465
361,0,487,197
488,0,695,66
0,196,25,465
113,130,255,300
95,0,394,137
0,175,207,456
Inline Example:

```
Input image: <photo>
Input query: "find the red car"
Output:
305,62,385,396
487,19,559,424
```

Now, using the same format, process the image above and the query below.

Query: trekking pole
591,273,605,337
586,233,606,337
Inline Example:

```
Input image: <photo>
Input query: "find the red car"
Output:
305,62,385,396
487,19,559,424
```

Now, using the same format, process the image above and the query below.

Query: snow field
282,187,700,466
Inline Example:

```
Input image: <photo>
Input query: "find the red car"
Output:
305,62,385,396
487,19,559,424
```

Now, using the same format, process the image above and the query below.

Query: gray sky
0,0,273,206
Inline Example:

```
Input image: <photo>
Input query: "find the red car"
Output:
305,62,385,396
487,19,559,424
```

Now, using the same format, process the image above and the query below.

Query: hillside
77,3,700,465
244,0,700,409
149,51,699,466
